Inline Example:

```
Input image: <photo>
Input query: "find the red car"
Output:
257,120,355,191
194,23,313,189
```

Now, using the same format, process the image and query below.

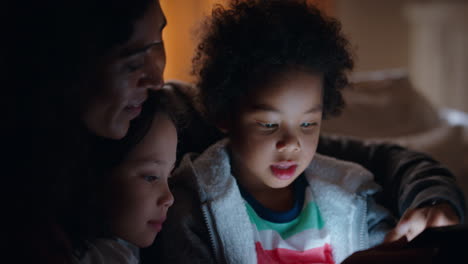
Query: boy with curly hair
155,1,393,263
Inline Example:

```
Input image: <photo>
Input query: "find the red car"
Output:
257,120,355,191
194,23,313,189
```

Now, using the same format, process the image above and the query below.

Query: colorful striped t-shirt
239,176,334,264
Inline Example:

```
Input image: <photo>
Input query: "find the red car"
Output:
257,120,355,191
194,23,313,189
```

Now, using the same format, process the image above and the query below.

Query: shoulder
305,153,378,195
174,139,235,200
75,239,139,264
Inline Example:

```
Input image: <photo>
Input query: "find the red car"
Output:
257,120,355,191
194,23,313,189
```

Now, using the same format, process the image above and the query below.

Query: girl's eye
143,175,159,182
258,122,278,129
301,122,317,128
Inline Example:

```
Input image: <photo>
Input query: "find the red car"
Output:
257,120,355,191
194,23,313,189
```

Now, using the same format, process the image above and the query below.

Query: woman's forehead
122,1,166,53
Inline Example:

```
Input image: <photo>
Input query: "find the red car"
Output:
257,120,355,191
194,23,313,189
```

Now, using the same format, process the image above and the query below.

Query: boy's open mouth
270,161,298,180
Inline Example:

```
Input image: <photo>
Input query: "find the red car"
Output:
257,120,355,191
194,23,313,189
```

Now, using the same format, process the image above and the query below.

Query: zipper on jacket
358,197,367,250
359,201,369,250
201,204,224,263
351,196,368,255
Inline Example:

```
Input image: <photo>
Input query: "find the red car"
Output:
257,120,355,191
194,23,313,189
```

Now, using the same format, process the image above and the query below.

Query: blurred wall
160,0,219,83
335,0,409,72
336,0,468,112
405,1,468,112
161,0,468,113
160,0,334,83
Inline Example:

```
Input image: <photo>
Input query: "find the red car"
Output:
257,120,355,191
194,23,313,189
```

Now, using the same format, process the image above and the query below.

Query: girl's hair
95,89,185,171
193,0,354,124
77,89,185,258
3,0,156,261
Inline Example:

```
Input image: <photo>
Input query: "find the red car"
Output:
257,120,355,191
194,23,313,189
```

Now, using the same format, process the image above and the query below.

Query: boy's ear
216,119,230,134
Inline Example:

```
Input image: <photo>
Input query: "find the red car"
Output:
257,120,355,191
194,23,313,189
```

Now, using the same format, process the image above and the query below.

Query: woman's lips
125,104,143,119
125,97,147,119
270,161,298,180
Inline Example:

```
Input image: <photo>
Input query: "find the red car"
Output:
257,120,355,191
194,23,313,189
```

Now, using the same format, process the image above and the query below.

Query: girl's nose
158,183,174,208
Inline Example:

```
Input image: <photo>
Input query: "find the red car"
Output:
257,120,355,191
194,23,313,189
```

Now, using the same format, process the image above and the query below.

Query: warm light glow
160,0,334,83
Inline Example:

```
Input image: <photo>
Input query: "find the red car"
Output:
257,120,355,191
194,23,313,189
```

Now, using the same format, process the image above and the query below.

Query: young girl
155,1,394,263
75,90,180,263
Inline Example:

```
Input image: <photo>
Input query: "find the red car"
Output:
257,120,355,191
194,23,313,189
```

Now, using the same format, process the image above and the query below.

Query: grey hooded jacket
155,139,394,264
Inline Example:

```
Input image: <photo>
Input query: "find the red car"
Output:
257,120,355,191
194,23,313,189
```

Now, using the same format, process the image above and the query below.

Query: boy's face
228,70,323,194
109,112,176,248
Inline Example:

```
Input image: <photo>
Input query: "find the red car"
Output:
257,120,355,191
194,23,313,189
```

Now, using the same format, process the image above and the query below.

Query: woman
3,0,463,263
4,0,166,262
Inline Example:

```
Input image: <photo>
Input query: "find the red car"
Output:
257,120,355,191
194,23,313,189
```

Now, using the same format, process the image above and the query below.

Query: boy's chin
265,177,297,189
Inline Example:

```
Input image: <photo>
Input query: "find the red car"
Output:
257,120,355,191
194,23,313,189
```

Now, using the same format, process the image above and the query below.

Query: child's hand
384,201,460,242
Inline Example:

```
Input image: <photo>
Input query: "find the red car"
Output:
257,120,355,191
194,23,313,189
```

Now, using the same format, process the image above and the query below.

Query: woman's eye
258,122,278,129
125,62,144,72
123,57,145,72
301,122,317,128
143,175,159,182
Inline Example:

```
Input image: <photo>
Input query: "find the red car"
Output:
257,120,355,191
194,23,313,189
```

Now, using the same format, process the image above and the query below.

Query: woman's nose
139,45,166,91
138,64,163,91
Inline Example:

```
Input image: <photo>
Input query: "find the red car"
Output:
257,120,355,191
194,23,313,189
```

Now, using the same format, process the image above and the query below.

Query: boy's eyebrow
305,105,323,113
250,104,323,113
250,104,280,112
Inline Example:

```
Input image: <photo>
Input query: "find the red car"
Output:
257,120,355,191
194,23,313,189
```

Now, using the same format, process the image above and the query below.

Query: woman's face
82,1,167,139
109,112,176,248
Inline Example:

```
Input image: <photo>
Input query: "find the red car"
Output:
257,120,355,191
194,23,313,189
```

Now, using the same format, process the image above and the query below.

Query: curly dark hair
193,0,354,123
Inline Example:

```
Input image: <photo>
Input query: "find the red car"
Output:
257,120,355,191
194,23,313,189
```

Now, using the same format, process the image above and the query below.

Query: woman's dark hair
3,0,156,262
193,0,354,123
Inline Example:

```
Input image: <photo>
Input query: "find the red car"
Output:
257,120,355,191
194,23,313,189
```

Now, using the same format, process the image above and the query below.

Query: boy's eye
258,122,278,129
301,122,317,128
143,175,159,182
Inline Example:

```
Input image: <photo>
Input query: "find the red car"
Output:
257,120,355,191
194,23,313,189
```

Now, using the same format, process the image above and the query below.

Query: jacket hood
175,138,380,201
172,139,387,263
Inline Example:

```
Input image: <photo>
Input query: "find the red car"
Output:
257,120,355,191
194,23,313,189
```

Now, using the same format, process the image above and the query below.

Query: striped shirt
240,176,334,264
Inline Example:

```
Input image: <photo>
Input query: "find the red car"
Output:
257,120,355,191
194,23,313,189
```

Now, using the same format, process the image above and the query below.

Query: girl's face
227,70,323,197
109,112,176,248
82,1,167,139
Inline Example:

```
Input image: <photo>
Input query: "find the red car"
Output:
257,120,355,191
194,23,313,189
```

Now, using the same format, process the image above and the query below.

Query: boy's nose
276,134,300,152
